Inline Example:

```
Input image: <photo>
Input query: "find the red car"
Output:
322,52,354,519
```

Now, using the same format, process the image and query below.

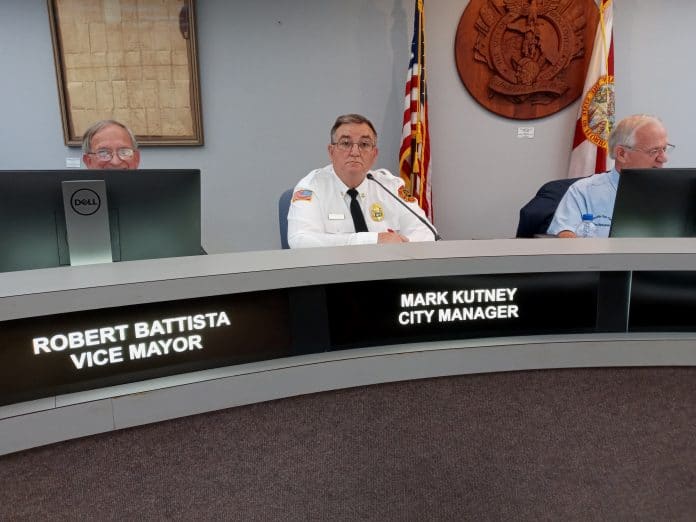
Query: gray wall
1,1,694,252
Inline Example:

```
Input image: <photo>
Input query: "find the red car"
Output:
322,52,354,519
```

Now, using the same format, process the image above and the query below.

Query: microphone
367,172,442,241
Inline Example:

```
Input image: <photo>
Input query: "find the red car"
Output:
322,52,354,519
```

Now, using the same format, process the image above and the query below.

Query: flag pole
417,0,427,207
599,0,612,153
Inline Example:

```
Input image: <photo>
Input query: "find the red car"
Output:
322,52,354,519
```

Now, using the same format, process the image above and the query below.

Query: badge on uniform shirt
370,202,385,222
292,189,313,202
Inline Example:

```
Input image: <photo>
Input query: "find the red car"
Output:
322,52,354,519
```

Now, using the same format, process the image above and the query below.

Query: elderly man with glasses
287,113,437,248
548,114,673,238
82,119,141,170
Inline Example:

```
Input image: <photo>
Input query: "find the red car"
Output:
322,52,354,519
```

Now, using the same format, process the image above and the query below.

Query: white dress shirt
287,164,437,248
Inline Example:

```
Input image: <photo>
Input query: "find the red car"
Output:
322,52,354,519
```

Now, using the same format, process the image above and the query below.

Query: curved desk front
2,238,696,455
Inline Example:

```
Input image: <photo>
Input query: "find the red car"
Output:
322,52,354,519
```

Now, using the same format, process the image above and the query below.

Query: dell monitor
609,168,696,238
0,169,202,272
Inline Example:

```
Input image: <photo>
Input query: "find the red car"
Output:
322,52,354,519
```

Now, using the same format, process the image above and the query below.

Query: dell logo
70,189,101,216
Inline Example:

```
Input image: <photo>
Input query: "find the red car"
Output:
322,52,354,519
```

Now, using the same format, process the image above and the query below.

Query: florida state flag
567,0,614,178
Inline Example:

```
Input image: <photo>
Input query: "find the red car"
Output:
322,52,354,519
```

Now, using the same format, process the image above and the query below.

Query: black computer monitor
609,168,696,238
0,169,202,272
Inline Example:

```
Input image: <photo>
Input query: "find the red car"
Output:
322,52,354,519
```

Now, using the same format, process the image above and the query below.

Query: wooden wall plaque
455,0,600,120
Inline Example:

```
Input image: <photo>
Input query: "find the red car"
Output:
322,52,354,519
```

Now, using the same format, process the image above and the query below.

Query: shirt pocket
325,213,351,234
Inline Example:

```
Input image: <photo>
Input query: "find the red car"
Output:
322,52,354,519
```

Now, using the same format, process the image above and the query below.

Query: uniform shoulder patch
292,189,313,202
398,185,417,203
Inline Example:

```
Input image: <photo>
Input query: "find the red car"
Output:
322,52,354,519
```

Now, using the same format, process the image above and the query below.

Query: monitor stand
61,180,113,266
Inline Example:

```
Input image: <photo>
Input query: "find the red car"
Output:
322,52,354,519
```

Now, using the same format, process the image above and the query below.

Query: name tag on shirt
328,213,345,220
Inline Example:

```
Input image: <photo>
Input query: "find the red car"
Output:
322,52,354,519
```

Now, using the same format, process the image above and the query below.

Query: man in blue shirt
82,120,141,170
548,114,672,237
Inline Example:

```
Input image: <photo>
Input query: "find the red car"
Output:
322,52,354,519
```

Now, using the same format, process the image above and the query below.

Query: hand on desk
557,230,577,238
378,230,409,243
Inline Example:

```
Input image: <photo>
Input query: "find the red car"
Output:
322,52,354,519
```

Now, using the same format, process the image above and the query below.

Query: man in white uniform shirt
287,114,437,248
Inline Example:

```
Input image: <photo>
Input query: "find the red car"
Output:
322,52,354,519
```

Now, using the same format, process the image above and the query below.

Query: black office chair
516,177,584,237
278,188,293,249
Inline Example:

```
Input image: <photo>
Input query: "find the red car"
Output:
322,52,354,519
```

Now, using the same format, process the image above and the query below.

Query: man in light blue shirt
548,114,672,237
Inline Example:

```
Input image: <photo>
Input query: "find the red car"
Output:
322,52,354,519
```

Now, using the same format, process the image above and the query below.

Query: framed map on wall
48,0,203,146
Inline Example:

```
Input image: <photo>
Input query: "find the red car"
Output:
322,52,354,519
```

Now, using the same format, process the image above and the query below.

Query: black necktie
347,188,368,232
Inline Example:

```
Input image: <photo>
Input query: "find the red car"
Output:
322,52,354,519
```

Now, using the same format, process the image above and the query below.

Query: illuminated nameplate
326,273,600,348
0,291,292,406
629,271,696,331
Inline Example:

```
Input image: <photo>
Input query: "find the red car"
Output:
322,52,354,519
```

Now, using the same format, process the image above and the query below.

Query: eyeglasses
332,139,376,152
623,143,675,158
88,147,136,161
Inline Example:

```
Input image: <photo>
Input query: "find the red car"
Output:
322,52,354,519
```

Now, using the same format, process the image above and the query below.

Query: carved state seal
455,0,600,120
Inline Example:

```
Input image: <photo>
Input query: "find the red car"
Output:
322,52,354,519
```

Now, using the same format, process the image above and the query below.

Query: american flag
567,0,615,178
399,0,432,221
